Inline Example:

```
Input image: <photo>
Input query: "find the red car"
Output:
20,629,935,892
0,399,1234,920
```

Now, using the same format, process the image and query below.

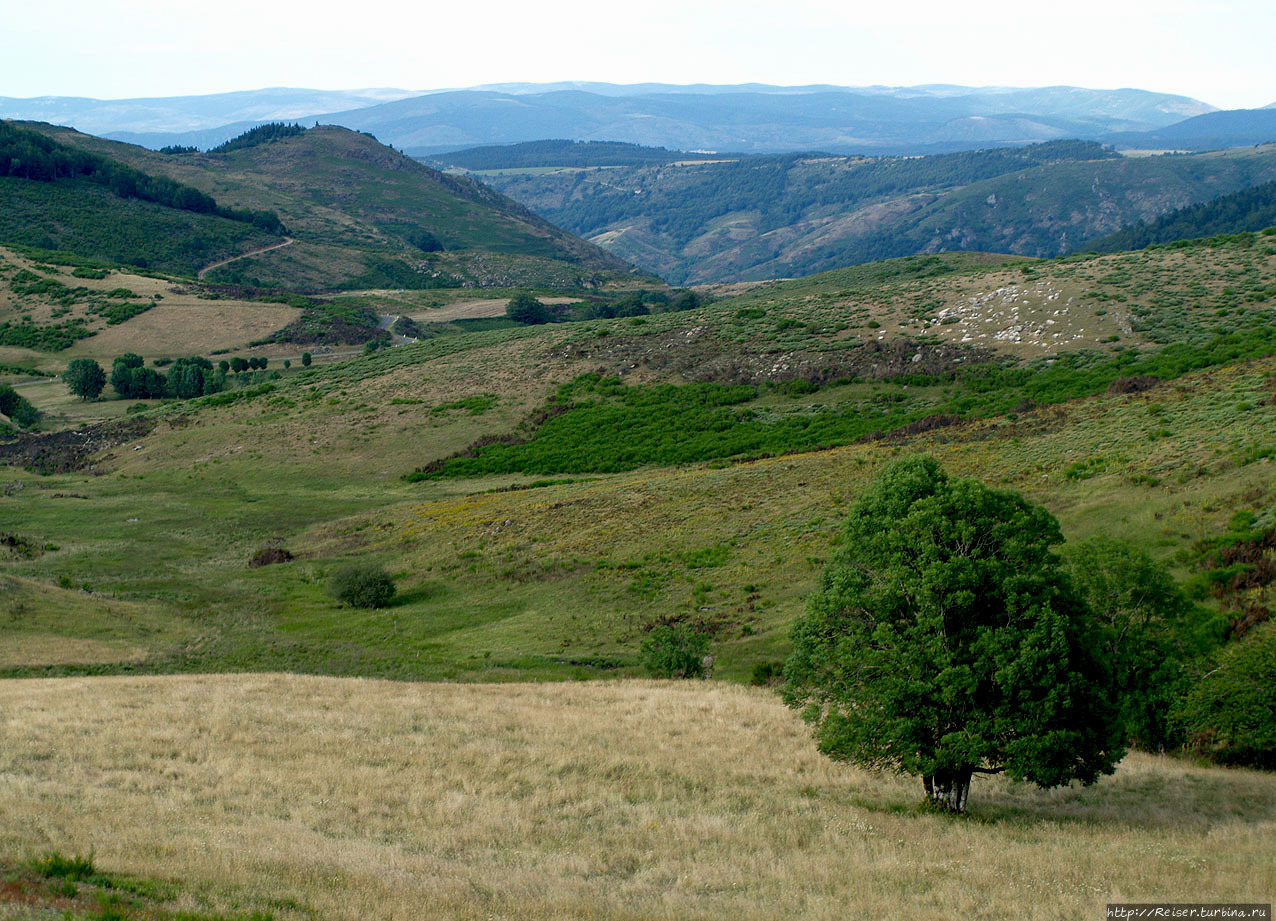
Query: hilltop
6,121,646,291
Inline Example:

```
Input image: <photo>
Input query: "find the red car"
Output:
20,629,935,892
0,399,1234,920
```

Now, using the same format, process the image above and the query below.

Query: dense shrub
1178,621,1276,768
639,623,709,678
0,383,40,428
329,563,396,608
507,292,551,325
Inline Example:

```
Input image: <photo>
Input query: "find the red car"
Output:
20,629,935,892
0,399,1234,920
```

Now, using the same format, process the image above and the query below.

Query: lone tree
783,456,1125,812
63,358,106,400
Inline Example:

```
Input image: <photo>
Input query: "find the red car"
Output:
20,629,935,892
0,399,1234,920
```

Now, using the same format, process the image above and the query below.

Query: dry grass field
65,299,300,361
2,675,1273,921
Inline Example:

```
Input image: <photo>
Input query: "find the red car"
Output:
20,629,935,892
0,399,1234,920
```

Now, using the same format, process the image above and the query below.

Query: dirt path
198,237,294,280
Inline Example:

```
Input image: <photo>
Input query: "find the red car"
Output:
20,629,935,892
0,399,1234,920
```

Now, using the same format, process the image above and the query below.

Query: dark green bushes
329,563,396,609
0,121,284,234
209,123,306,154
1178,622,1276,768
0,383,40,428
640,623,710,678
413,328,1276,479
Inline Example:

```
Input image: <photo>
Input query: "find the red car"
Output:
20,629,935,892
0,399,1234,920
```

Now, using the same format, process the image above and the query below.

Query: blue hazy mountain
3,84,1213,156
1105,109,1276,150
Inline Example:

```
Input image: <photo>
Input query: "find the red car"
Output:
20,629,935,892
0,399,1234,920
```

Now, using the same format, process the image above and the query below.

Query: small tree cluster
229,356,269,373
110,354,166,399
108,353,228,400
506,293,552,325
1178,621,1276,768
0,383,40,429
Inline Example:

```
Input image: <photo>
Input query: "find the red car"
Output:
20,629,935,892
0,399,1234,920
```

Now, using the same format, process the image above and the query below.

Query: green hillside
477,141,1276,283
0,178,280,276
15,122,646,291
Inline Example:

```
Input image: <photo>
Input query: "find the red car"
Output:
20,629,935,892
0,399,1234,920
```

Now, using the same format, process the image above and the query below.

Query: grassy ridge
2,239,1275,682
3,355,1273,682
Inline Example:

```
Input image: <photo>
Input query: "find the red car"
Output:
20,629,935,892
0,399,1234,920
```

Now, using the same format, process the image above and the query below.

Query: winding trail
197,237,294,280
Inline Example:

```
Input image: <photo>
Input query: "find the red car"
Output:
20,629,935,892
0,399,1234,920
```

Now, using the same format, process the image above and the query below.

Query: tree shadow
838,754,1276,830
969,754,1276,830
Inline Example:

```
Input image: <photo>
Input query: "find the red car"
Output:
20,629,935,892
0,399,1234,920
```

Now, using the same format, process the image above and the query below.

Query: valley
458,141,1276,283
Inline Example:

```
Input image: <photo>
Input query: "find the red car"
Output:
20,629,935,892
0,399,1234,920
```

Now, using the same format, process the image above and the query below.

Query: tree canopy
783,455,1125,811
506,292,552,325
62,358,106,400
1063,536,1199,749
1177,620,1276,769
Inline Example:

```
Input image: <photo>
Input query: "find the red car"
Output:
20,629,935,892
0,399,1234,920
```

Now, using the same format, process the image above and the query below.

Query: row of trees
504,290,706,325
64,353,289,401
781,456,1271,812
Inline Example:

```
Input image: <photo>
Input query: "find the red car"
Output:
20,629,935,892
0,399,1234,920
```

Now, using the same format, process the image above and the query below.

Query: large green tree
62,358,106,400
783,456,1125,812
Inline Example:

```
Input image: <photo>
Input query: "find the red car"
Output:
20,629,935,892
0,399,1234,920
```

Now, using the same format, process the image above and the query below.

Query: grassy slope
481,144,1276,283
20,124,643,291
3,241,1276,681
2,675,1273,921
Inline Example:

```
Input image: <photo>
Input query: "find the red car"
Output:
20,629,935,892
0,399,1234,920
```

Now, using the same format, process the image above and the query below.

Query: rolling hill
7,121,646,291
4,221,1276,918
469,141,1276,283
1107,108,1276,150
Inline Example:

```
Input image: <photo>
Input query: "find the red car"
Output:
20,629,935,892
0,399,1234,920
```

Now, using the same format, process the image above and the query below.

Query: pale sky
4,0,1273,109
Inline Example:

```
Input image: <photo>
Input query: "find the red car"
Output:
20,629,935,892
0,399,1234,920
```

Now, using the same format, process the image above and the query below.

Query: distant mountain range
0,83,1225,156
1106,109,1276,150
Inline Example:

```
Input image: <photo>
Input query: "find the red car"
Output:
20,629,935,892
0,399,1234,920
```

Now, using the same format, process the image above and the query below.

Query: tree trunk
923,767,973,813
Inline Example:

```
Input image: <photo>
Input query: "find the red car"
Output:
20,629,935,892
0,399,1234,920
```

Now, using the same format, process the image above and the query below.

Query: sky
4,0,1273,109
